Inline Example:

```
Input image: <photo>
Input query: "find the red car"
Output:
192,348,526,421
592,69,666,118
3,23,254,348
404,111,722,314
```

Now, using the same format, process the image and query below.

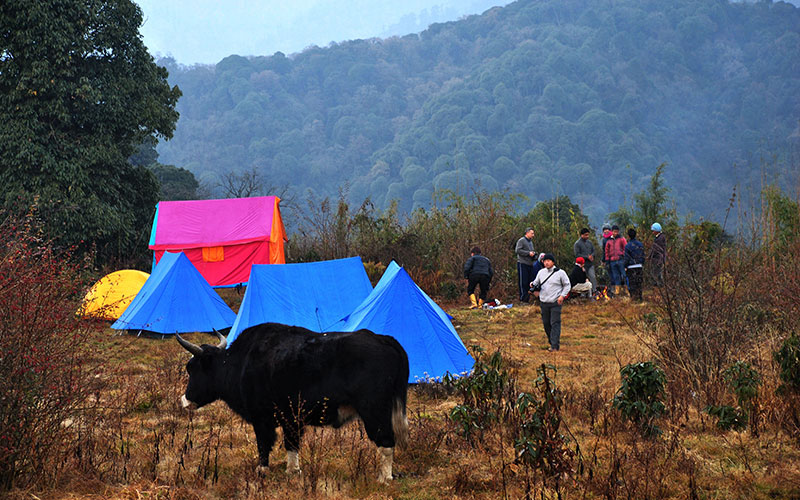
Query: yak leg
377,447,394,483
282,425,304,473
253,422,277,472
360,406,396,482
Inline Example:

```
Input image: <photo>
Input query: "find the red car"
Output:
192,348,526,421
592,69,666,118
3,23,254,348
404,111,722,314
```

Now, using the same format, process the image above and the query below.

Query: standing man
599,223,612,266
531,254,571,351
648,222,667,287
515,227,536,303
463,246,494,309
624,228,645,301
605,224,628,295
604,225,628,297
573,227,597,295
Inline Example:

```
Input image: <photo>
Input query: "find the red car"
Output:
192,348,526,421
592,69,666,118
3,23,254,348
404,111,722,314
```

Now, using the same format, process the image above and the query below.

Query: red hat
575,257,585,265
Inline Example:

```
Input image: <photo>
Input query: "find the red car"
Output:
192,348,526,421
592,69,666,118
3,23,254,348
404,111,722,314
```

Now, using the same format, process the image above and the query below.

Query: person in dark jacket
624,228,645,301
569,257,593,297
648,222,667,287
532,252,546,277
464,246,494,309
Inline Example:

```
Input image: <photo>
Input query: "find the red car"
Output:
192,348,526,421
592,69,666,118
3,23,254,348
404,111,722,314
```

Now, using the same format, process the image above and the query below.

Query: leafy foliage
513,364,575,486
724,361,761,409
612,361,667,436
448,347,514,443
527,195,591,269
0,0,181,265
148,163,201,201
288,188,541,299
705,361,761,433
447,350,576,495
775,334,800,396
157,0,800,223
705,405,748,432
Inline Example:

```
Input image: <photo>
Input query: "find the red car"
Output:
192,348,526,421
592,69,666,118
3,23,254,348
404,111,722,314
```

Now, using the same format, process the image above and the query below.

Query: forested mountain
156,0,800,223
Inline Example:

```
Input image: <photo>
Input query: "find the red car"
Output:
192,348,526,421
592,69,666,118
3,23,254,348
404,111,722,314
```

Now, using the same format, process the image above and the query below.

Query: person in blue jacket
624,228,645,301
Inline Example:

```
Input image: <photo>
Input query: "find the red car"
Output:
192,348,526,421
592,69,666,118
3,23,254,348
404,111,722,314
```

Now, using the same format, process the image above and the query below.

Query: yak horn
175,333,203,356
213,329,227,350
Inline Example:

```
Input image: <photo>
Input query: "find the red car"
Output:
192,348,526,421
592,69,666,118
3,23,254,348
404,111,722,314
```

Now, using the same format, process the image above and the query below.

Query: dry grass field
6,290,800,500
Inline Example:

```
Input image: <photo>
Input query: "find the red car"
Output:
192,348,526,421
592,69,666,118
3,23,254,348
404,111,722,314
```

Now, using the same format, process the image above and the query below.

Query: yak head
175,332,227,411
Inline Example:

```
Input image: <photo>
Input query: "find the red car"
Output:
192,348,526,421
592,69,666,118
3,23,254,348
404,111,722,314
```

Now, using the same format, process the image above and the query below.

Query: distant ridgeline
156,0,800,223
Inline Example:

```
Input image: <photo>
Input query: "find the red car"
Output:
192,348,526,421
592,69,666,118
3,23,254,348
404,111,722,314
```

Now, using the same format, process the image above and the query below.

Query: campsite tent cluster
81,197,473,382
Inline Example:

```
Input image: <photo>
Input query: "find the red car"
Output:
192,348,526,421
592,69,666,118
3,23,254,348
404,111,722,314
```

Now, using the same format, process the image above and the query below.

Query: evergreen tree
0,0,181,265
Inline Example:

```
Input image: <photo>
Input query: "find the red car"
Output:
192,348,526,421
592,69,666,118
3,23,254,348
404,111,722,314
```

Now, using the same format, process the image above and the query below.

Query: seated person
569,257,593,297
532,252,546,276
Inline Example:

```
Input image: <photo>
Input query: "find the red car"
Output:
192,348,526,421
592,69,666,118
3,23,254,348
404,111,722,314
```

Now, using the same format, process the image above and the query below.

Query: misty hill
156,0,800,223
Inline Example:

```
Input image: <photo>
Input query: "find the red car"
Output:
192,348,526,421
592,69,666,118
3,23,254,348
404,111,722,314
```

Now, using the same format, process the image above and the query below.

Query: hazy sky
135,0,508,65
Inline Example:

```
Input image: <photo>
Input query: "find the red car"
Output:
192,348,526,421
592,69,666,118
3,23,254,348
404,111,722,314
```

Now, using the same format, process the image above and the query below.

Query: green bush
513,364,574,487
705,405,748,432
724,361,761,408
775,333,800,395
612,361,667,436
774,333,800,441
447,347,514,443
705,361,761,434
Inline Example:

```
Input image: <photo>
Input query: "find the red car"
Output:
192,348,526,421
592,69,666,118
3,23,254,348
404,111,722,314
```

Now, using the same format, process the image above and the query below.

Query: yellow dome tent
81,270,150,320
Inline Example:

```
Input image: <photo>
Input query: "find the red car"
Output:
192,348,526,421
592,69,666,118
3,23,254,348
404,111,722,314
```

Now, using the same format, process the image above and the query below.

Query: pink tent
148,196,286,287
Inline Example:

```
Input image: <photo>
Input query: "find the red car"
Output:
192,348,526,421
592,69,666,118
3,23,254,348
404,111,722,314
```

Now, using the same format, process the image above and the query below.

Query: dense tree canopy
157,0,799,224
0,0,181,264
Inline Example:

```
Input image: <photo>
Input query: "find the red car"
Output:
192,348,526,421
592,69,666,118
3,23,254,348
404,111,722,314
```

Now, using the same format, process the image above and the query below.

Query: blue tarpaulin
341,262,474,382
226,258,473,383
227,256,373,345
111,252,236,334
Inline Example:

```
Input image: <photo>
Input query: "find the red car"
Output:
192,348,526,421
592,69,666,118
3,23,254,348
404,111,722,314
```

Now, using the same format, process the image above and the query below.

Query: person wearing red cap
569,257,593,297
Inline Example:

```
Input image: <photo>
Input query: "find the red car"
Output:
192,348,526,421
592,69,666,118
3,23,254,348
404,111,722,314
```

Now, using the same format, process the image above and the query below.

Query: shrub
447,347,515,443
0,210,101,489
724,361,761,409
513,364,575,492
774,333,800,441
612,361,667,436
705,405,748,432
705,361,761,433
635,224,761,408
774,333,800,395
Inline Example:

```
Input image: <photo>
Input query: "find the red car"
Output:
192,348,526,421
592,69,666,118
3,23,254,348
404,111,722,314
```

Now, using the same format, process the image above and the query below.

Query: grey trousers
540,302,562,350
586,265,597,294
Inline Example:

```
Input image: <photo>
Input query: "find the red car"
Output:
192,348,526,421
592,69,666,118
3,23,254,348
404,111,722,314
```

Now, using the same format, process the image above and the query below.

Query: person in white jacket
530,253,571,351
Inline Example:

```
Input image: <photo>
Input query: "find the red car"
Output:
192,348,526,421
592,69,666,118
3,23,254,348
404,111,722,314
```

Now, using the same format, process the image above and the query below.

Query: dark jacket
464,255,494,279
569,264,587,287
600,230,612,262
624,239,645,267
649,233,667,264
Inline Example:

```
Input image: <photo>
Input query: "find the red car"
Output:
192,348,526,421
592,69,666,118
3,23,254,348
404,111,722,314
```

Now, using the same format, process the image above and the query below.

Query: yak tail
392,397,409,449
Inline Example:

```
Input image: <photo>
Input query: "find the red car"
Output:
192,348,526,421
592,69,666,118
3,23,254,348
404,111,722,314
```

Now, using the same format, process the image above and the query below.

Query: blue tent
111,252,236,334
227,256,373,346
341,261,474,382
